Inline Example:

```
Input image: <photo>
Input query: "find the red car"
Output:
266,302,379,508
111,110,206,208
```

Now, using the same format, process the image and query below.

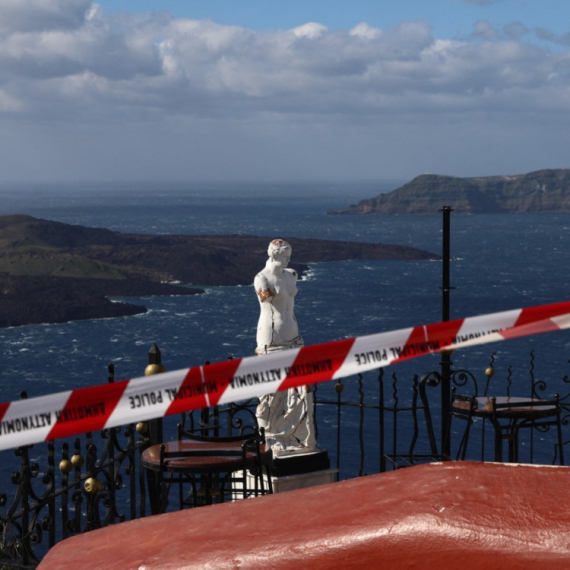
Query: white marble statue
254,239,317,455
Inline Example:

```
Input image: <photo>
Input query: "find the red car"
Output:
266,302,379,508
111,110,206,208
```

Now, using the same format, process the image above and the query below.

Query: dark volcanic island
328,169,570,215
0,215,438,328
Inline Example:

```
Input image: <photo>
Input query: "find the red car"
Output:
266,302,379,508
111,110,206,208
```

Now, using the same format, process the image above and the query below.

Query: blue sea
0,180,570,463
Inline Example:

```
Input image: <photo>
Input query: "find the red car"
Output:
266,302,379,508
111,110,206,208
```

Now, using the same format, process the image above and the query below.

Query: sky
2,0,570,183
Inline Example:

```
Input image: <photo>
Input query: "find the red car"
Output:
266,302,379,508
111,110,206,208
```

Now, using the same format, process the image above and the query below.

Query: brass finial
71,454,84,468
59,459,73,473
84,477,103,494
145,343,166,376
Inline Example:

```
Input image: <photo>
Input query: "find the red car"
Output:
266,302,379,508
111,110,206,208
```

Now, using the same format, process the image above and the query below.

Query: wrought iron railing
1,348,569,568
313,350,570,479
0,421,147,568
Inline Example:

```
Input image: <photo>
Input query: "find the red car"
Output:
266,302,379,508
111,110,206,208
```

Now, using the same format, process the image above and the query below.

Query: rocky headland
0,215,438,328
328,169,570,215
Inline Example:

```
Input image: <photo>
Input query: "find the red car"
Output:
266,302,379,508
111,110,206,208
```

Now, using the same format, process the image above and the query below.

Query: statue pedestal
241,449,337,495
271,448,330,477
269,466,338,494
271,449,334,493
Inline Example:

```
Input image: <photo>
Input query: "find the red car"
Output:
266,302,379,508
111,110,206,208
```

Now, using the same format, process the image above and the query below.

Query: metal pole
145,344,165,515
440,206,453,456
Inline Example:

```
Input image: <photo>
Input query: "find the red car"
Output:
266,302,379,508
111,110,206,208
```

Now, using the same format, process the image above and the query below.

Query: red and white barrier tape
1,300,570,451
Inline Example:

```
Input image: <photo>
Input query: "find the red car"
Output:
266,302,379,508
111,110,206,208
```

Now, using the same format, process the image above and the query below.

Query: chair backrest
177,401,260,440
414,372,441,456
381,371,448,469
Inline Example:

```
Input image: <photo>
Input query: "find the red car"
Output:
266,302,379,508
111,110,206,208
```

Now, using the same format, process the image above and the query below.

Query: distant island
327,169,570,215
0,215,438,328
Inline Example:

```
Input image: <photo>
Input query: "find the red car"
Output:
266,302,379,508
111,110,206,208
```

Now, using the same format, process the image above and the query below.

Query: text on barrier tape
0,300,569,451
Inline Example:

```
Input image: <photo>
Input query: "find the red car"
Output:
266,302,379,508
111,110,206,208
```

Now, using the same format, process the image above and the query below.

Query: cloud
1,1,570,181
290,22,328,39
349,23,382,40
0,0,92,34
1,4,566,124
535,27,570,48
503,21,529,41
0,88,23,112
471,20,500,40
0,4,563,124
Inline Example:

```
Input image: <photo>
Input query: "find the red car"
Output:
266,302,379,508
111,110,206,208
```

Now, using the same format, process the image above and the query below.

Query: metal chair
450,391,565,464
141,429,273,513
382,372,450,470
448,390,479,460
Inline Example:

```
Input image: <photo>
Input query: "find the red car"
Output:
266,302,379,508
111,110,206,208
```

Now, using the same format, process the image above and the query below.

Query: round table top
141,439,272,473
453,396,557,419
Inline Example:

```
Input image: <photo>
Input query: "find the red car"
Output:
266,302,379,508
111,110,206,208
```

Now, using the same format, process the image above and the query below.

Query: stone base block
269,468,338,494
271,449,330,477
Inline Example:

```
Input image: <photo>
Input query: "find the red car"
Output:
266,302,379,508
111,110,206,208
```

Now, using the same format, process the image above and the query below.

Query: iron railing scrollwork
0,424,149,569
0,349,569,567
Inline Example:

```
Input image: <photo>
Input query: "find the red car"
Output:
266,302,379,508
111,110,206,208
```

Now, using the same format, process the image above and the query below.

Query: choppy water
0,181,569,468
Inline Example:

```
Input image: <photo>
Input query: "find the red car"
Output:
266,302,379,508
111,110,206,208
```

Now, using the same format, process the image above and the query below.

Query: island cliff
328,169,570,215
0,215,438,328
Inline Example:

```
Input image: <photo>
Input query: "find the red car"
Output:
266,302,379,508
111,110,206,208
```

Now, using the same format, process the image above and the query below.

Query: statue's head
267,239,291,263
